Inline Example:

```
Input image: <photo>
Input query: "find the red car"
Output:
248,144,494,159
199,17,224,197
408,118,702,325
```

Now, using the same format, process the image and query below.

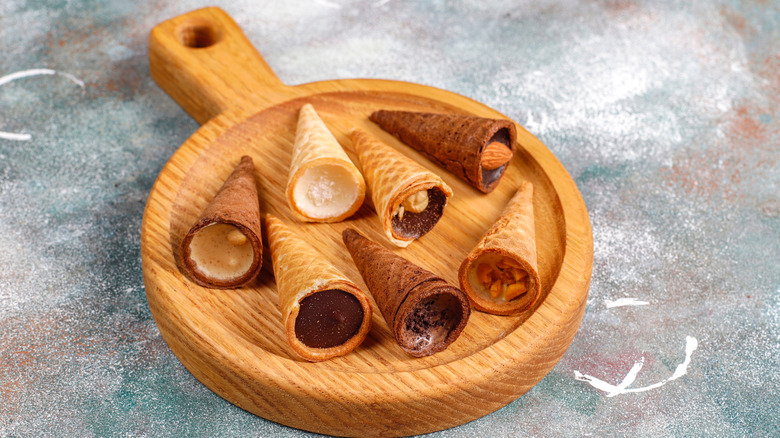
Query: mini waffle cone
370,110,516,193
265,214,372,361
458,181,541,316
180,156,263,289
350,128,452,247
342,228,470,357
286,103,365,222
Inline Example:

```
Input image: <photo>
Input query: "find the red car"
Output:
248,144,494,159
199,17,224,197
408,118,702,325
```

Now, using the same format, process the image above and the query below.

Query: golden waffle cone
180,156,263,289
265,214,372,361
350,128,453,247
458,181,542,316
286,103,365,222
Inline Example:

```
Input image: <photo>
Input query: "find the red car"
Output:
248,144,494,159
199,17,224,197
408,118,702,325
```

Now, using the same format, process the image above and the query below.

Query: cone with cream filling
458,181,541,316
266,214,372,362
351,128,452,247
370,110,517,193
342,228,470,357
286,103,365,222
180,156,263,289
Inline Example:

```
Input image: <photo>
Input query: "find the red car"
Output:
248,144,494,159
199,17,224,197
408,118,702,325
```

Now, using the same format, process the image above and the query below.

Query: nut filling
469,253,530,302
394,190,429,220
480,128,513,187
390,187,446,239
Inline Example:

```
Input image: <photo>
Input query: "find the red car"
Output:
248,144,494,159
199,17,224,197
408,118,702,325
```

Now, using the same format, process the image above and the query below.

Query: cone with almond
180,156,263,289
342,228,470,357
458,181,541,316
369,110,516,193
286,103,366,222
265,214,372,362
351,128,453,248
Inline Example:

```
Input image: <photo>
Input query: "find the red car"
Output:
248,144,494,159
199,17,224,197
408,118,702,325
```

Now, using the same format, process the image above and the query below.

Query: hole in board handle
176,18,220,48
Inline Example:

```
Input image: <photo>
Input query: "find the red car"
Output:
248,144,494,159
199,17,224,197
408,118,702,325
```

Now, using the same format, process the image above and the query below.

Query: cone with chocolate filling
180,156,263,289
266,214,372,362
458,181,541,316
342,228,470,357
370,110,517,193
286,103,365,222
351,128,453,248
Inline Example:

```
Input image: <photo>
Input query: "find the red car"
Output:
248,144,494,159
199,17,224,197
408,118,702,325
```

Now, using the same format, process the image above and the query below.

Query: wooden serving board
141,7,592,437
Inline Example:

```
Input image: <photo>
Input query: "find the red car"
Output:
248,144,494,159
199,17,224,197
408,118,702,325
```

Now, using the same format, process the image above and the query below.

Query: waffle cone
265,214,372,361
350,128,452,247
180,156,263,289
458,181,541,316
342,228,470,357
370,110,516,193
286,103,365,222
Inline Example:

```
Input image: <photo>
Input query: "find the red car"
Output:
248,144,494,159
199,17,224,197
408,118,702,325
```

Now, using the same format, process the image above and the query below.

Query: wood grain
142,7,592,437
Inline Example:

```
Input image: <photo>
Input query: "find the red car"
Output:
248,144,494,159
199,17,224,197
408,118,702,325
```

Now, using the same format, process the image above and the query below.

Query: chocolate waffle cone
286,103,365,222
350,128,452,248
265,214,372,362
180,156,262,289
342,228,470,357
370,110,517,193
458,181,541,316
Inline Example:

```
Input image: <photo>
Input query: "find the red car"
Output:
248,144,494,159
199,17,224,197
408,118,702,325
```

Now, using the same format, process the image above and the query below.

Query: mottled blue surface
1,0,778,436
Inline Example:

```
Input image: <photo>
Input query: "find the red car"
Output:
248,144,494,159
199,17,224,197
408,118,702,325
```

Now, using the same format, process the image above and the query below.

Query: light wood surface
142,7,592,437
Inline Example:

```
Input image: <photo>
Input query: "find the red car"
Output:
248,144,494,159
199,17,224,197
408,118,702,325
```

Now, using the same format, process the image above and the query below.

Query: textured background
1,0,778,436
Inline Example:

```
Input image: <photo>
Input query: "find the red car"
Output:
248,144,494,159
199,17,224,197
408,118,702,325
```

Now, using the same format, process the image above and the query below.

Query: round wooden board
141,7,592,437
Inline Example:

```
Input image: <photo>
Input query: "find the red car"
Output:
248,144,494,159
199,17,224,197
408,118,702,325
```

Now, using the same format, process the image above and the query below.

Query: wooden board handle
149,7,289,124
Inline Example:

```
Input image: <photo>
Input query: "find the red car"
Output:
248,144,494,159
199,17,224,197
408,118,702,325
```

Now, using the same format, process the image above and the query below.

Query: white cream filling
293,163,360,219
188,223,254,280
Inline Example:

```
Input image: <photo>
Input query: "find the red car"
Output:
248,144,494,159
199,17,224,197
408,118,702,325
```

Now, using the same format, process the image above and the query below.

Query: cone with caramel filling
265,214,372,362
180,156,263,289
458,181,541,316
369,110,516,193
351,128,452,248
342,228,470,357
286,103,365,222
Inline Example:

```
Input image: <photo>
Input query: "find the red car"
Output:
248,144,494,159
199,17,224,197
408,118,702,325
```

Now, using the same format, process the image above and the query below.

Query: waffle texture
342,228,470,357
286,103,365,222
265,214,372,361
458,181,541,316
370,110,517,193
351,128,452,247
180,156,263,289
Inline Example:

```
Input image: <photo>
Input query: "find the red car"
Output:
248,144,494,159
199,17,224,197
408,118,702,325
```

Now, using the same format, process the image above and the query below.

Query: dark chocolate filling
390,188,447,240
402,292,464,352
480,127,513,187
295,289,364,349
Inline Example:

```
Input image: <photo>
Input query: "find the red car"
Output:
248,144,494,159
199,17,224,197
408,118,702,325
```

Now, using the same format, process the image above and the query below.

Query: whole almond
481,142,513,170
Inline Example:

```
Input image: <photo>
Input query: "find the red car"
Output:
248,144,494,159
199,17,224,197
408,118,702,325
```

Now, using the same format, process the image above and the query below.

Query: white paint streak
610,357,644,396
0,68,85,88
0,68,85,141
605,297,651,308
0,132,32,141
574,336,698,397
311,0,342,9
